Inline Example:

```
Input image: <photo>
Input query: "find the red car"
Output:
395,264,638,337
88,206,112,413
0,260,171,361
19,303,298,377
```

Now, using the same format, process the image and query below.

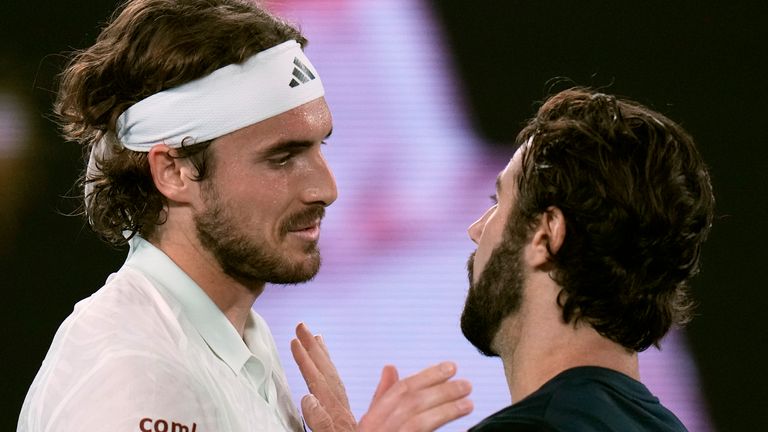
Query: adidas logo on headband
289,57,317,88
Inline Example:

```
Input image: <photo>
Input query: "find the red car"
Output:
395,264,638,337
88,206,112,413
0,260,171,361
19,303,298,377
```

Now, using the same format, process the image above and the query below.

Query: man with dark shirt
461,87,714,431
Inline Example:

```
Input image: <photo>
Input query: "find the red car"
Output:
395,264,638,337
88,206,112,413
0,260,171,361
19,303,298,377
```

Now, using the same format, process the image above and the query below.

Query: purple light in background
257,1,713,430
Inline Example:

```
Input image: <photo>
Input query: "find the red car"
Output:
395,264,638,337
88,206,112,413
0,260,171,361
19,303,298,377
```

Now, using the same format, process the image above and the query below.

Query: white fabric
18,236,303,432
116,40,324,151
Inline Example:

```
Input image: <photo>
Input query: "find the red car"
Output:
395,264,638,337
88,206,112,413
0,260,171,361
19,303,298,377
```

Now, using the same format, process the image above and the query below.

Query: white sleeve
32,353,219,432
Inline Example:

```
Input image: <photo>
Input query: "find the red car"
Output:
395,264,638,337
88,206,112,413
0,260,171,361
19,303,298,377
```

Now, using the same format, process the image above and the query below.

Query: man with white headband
18,1,472,431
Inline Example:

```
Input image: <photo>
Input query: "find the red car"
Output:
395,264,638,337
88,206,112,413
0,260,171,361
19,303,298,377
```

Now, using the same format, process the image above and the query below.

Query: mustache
280,205,326,236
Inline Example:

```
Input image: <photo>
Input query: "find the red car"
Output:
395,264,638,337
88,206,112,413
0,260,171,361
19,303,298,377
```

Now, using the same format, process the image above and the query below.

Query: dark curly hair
56,0,307,246
512,87,714,352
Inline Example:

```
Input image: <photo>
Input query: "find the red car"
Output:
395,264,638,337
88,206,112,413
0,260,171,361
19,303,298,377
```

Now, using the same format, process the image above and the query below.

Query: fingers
359,362,473,432
399,394,473,432
369,365,399,408
290,337,340,411
296,323,349,406
396,361,458,395
291,324,357,432
315,334,331,356
301,394,336,432
293,325,473,432
400,378,473,421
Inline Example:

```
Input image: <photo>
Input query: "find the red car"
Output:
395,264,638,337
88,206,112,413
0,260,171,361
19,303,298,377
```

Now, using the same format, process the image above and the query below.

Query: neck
497,321,639,403
494,276,639,403
149,228,264,337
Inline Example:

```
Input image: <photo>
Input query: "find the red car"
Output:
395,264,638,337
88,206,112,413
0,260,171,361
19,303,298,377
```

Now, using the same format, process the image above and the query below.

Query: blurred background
1,1,765,431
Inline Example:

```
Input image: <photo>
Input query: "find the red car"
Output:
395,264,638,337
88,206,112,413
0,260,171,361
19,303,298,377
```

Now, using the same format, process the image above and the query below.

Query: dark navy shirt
469,366,688,432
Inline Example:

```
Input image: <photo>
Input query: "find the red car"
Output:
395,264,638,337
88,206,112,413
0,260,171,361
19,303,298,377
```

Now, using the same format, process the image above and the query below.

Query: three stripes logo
289,57,317,88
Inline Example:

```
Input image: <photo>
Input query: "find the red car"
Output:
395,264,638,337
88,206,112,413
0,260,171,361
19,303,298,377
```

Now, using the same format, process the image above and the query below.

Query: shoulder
527,367,686,432
469,383,562,431
20,352,218,432
20,267,198,425
56,266,184,352
470,413,559,432
39,264,189,366
470,368,630,432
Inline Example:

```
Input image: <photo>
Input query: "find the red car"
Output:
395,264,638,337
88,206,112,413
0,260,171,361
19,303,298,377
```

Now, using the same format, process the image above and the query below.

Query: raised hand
291,322,356,431
291,323,474,432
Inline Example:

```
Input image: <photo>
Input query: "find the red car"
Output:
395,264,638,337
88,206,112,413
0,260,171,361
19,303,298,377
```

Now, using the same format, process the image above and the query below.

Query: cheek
237,184,295,230
474,218,505,273
225,168,289,205
473,243,493,276
215,165,303,233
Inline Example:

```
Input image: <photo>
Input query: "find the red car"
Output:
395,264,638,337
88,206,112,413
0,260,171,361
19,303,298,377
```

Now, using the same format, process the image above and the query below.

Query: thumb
302,394,335,432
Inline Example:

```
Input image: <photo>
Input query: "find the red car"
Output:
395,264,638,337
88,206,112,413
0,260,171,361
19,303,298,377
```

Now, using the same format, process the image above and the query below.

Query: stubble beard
194,182,325,288
461,227,527,357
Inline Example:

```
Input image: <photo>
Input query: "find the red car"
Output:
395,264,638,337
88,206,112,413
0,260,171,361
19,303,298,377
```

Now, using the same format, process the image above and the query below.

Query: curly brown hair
512,88,715,351
56,0,306,246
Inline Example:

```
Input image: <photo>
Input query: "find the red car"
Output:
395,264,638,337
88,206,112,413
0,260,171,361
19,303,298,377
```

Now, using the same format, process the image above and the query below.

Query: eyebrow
495,175,503,195
262,127,333,156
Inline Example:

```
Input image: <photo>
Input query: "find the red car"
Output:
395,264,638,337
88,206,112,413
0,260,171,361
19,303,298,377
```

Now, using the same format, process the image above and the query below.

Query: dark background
1,1,765,430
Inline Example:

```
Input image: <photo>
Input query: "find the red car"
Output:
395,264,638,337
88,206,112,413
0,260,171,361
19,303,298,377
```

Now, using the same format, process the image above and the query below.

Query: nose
468,206,494,244
302,150,338,206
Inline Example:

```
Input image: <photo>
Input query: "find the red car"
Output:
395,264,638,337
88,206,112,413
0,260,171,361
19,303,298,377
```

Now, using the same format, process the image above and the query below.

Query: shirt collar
124,235,262,376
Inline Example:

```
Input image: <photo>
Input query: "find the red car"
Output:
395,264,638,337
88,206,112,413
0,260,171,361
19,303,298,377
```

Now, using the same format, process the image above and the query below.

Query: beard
461,227,527,357
193,182,324,287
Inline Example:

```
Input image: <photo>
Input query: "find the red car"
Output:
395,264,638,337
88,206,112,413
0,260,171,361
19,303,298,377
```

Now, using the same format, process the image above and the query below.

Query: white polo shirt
18,236,304,432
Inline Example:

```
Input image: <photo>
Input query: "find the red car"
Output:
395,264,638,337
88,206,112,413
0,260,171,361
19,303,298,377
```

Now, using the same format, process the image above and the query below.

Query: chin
273,255,322,285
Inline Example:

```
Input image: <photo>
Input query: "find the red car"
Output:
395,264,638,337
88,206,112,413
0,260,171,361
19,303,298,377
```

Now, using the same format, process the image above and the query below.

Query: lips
282,206,326,237
287,220,321,241
289,219,321,232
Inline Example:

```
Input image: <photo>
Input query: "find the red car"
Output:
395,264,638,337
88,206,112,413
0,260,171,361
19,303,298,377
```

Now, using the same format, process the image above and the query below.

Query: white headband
117,39,324,150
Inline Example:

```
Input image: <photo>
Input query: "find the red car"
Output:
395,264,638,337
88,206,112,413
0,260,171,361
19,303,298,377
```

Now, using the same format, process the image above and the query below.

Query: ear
528,206,566,268
147,144,199,204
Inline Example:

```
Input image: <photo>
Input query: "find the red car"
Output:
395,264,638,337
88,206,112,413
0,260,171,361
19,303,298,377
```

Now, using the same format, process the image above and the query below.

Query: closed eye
489,194,498,205
268,152,296,166
264,142,313,166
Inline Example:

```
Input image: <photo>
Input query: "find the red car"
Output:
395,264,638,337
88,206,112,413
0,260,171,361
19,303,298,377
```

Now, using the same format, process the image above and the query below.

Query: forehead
270,97,333,136
497,146,524,195
214,97,332,150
